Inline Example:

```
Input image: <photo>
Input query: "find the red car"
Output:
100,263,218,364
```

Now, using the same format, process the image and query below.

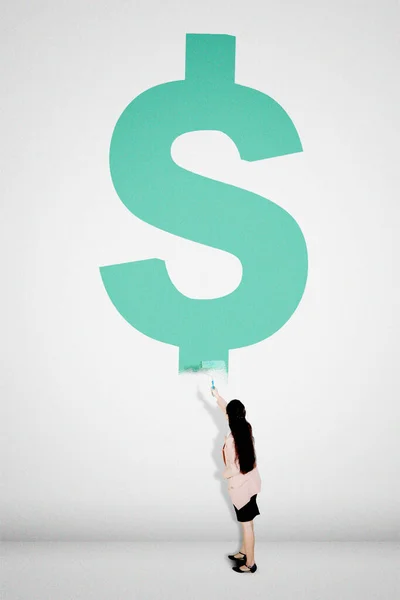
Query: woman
211,385,261,574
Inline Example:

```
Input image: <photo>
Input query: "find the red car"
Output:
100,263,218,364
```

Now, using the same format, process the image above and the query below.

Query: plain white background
1,0,399,541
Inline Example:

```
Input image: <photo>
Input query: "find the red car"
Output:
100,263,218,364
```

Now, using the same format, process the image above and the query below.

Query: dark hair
226,399,256,474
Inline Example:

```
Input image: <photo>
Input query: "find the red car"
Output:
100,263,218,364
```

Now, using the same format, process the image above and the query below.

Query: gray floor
2,542,399,600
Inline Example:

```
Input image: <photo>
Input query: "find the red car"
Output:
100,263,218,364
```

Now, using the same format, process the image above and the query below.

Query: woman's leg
240,537,246,554
239,520,255,569
231,526,245,557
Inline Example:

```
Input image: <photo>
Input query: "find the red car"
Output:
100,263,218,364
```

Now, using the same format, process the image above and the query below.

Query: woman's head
226,399,246,423
226,399,256,475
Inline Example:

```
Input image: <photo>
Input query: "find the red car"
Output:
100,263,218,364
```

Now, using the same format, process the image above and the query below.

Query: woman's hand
222,468,232,479
212,387,228,416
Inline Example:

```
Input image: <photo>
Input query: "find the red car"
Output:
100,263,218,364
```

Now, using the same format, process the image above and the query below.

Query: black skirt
233,494,260,522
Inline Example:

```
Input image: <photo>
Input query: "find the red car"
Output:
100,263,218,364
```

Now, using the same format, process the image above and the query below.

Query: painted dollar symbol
100,34,308,373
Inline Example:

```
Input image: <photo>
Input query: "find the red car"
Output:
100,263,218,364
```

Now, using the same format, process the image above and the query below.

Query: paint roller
200,359,226,393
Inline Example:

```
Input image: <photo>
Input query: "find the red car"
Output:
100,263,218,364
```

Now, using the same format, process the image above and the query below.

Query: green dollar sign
100,34,308,373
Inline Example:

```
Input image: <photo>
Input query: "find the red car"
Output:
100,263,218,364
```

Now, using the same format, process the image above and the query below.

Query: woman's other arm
222,437,240,478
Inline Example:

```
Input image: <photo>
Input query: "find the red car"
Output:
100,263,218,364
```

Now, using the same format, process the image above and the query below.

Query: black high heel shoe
232,563,257,573
228,551,246,562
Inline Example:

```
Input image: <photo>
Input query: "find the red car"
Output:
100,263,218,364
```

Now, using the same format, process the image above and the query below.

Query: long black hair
226,399,256,474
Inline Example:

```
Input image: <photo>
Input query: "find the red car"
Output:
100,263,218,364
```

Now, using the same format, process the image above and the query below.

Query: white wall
1,0,399,541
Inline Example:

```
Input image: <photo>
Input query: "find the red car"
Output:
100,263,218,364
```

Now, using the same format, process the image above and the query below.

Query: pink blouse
222,432,261,510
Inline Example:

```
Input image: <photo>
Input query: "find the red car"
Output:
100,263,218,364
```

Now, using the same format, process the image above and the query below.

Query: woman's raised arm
211,386,227,416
